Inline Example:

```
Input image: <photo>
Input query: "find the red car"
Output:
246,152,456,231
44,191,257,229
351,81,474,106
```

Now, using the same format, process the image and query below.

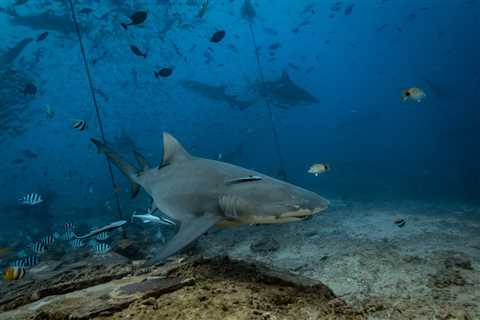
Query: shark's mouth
248,207,323,224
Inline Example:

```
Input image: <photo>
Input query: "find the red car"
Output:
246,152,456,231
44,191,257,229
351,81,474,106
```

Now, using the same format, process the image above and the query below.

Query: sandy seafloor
198,200,480,319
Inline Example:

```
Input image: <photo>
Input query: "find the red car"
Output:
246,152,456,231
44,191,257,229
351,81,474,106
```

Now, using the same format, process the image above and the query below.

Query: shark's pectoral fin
155,212,222,261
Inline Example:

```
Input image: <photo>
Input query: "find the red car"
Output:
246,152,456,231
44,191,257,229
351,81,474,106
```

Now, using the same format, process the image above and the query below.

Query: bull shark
91,133,329,262
7,8,75,34
181,80,256,111
252,70,318,108
0,37,33,67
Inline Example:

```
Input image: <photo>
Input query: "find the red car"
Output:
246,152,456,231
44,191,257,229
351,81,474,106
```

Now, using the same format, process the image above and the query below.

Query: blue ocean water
0,0,479,277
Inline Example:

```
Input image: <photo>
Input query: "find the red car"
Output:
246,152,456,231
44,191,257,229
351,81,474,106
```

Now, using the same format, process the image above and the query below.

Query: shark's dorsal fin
162,133,191,166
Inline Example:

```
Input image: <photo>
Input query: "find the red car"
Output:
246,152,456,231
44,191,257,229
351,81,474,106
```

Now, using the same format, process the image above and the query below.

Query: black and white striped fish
72,119,87,131
19,193,44,205
10,259,25,267
69,239,84,249
95,231,109,241
61,230,76,241
64,222,75,231
92,243,111,255
28,241,47,254
21,256,40,267
40,233,59,246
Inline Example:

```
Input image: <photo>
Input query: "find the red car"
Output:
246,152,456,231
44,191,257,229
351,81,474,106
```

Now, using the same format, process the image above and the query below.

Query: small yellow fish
3,266,25,281
401,87,426,103
308,163,330,176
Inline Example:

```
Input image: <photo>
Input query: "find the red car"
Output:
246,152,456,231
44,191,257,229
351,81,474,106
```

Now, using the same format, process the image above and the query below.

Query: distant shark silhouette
181,80,256,111
0,37,33,67
7,8,76,34
91,133,329,262
252,70,318,109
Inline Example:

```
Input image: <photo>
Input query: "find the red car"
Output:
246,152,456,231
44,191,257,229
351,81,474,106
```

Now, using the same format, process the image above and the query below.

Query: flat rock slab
0,256,362,320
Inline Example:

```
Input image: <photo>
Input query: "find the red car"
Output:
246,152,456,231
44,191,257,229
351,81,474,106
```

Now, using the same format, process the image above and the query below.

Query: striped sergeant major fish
19,192,44,205
92,243,111,255
95,231,109,241
28,241,47,255
69,239,84,249
11,256,40,267
40,233,60,246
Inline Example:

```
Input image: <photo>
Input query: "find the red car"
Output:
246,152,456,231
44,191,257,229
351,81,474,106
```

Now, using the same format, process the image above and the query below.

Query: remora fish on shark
91,133,329,262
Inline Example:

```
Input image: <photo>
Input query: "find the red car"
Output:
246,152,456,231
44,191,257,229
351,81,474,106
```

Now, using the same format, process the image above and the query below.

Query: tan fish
308,163,330,176
401,87,426,103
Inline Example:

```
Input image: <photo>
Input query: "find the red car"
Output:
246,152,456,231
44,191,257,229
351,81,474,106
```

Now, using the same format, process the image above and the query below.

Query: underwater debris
121,11,148,30
210,30,226,43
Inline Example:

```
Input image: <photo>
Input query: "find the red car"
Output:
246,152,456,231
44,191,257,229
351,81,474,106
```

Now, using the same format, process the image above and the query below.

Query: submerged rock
0,256,362,320
250,239,280,254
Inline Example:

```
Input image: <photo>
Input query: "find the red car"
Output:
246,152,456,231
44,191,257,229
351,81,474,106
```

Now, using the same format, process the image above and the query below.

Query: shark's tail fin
90,138,141,198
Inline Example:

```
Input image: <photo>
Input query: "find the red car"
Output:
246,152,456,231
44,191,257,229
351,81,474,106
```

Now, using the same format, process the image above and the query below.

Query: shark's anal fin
153,212,221,262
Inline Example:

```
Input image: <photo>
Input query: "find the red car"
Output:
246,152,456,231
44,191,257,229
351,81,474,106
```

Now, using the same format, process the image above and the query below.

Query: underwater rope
67,0,123,219
246,21,287,181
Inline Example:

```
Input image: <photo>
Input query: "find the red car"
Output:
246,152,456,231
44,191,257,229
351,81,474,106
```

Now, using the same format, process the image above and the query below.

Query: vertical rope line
68,0,123,219
247,21,287,181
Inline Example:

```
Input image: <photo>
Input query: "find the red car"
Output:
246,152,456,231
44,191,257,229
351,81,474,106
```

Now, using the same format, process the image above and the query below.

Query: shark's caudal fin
90,138,141,198
161,132,192,167
151,212,222,264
